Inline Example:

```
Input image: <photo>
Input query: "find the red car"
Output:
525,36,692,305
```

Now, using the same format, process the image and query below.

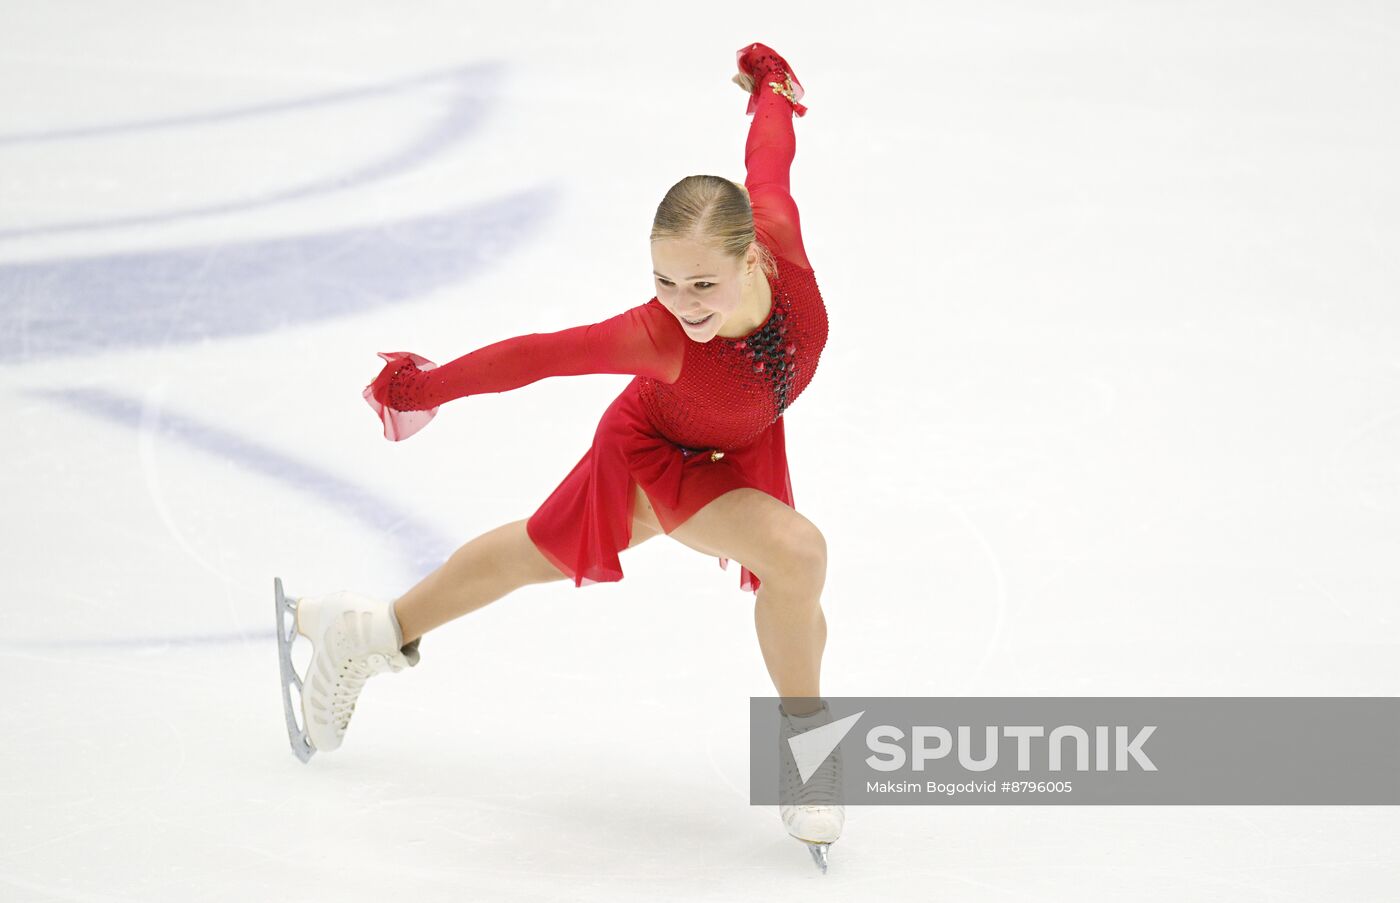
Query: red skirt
525,378,794,594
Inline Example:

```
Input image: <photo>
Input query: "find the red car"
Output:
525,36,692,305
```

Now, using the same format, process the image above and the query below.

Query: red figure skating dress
364,43,827,594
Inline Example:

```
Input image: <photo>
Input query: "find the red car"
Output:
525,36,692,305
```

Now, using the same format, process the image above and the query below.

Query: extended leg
393,515,662,644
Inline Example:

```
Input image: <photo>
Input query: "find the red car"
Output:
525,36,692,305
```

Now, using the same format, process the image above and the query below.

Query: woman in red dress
286,42,843,868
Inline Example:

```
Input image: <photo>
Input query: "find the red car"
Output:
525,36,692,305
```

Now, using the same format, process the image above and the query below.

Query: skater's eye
656,278,714,289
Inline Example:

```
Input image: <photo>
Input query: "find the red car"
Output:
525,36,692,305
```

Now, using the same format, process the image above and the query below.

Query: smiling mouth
682,313,714,326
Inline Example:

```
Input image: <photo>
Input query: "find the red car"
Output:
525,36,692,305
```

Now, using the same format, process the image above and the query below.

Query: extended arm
363,301,686,441
737,42,812,270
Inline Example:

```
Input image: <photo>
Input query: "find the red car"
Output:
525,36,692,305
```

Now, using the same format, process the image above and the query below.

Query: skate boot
777,700,845,873
274,577,420,762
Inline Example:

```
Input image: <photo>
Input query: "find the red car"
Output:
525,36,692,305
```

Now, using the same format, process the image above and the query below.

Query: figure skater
274,42,842,871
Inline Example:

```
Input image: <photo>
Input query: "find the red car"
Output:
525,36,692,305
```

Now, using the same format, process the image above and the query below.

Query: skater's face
652,236,759,342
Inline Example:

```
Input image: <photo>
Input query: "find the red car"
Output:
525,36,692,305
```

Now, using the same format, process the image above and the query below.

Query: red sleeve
742,58,812,270
363,301,686,441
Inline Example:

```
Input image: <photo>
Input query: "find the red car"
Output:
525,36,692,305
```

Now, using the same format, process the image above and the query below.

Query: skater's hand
368,355,417,408
363,351,440,441
733,43,807,117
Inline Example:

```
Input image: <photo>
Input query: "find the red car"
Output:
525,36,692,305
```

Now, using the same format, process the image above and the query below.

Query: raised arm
736,42,812,270
363,300,686,441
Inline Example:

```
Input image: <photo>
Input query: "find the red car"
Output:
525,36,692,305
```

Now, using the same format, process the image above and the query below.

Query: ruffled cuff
736,42,808,118
362,350,440,441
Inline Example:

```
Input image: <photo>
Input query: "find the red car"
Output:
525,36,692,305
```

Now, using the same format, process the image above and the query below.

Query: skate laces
326,621,408,733
799,744,842,807
780,713,844,810
782,741,842,809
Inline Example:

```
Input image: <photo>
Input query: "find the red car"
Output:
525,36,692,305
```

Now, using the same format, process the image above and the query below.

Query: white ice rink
2,1,1397,899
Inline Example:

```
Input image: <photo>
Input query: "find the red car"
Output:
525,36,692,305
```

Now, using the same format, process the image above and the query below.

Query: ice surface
2,1,1398,900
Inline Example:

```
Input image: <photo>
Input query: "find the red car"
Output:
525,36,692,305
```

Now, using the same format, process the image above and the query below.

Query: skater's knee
670,488,826,587
496,519,571,585
763,519,827,590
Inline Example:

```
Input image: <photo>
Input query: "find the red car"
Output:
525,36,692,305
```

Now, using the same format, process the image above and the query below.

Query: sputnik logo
787,711,865,783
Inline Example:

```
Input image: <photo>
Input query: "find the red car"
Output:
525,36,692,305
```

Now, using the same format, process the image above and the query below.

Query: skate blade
805,841,830,874
274,577,316,763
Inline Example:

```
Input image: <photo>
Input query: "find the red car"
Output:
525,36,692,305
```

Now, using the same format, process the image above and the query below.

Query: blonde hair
650,175,777,281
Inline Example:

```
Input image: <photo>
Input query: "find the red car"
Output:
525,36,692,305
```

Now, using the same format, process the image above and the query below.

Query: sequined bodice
637,252,828,452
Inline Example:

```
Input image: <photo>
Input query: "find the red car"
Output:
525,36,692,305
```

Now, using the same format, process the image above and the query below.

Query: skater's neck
716,266,773,339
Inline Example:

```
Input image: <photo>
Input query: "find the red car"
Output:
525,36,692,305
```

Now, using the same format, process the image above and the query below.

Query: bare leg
390,520,549,644
657,485,830,717
752,549,828,716
392,517,661,644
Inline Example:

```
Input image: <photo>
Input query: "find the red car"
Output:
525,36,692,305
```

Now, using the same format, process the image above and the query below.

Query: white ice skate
274,577,420,762
777,700,846,874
